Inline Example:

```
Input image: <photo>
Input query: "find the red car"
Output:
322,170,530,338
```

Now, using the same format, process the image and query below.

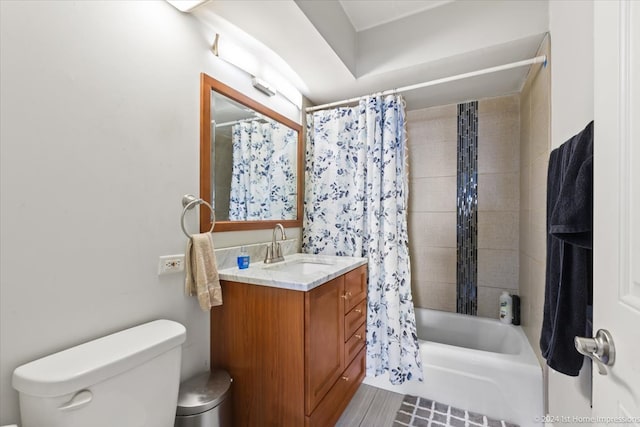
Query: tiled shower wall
407,95,520,318
213,130,233,221
476,95,520,318
519,35,551,365
407,105,458,312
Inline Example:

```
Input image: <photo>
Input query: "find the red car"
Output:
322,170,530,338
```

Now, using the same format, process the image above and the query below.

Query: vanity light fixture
211,33,303,109
252,77,277,97
166,0,209,12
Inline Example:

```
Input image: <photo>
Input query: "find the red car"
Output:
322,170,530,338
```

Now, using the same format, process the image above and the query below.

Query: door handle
574,329,615,375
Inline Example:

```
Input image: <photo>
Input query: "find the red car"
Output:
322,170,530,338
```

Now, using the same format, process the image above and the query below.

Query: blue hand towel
540,121,593,376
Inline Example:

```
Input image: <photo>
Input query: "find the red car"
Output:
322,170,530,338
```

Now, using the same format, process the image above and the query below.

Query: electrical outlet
158,254,185,275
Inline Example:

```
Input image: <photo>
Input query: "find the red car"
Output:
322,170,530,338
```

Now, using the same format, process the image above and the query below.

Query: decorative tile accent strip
393,395,519,427
456,101,478,316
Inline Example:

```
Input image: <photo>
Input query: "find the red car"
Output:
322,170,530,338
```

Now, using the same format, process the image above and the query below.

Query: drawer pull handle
354,309,362,314
341,376,350,382
354,334,362,340
341,291,352,299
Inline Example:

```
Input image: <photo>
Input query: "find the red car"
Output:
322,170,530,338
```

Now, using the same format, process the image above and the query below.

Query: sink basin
261,257,336,275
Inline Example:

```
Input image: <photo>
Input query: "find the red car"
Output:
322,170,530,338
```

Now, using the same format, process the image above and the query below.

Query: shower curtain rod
214,116,266,128
214,112,270,128
305,55,547,113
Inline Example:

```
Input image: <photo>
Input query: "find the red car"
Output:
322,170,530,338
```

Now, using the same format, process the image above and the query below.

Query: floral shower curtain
229,121,297,220
303,95,423,384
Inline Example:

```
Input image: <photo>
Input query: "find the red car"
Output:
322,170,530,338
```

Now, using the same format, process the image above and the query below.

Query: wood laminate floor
336,384,404,427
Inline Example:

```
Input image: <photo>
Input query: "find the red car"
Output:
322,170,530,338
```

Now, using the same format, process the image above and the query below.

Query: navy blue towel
540,121,593,376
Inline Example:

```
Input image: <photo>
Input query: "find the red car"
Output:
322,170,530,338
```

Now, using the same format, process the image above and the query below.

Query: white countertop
217,253,368,291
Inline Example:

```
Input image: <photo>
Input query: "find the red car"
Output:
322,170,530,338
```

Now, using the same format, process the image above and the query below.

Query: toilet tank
12,319,186,427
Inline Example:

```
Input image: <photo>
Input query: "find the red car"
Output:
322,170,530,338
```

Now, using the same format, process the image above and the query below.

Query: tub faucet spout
264,223,286,264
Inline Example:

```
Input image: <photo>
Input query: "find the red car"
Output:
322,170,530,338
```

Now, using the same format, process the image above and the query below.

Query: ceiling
338,0,455,32
193,0,549,111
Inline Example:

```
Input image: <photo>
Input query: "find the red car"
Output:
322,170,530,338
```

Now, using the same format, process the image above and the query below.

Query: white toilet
12,319,186,427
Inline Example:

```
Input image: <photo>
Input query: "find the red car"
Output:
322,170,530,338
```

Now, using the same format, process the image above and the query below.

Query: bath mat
393,395,519,427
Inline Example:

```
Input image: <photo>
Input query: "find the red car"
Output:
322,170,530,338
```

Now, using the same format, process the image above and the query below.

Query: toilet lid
176,370,232,416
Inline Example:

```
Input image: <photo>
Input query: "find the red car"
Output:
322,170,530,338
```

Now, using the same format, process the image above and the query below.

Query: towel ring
181,194,215,238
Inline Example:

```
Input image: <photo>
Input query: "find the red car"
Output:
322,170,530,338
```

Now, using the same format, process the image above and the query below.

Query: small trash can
174,369,232,427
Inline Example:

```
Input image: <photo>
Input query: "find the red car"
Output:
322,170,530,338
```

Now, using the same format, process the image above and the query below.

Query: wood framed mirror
200,73,303,232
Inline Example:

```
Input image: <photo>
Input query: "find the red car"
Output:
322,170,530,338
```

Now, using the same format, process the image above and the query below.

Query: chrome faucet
264,223,287,264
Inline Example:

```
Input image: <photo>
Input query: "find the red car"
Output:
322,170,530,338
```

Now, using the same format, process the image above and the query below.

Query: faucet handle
264,244,272,263
275,242,283,258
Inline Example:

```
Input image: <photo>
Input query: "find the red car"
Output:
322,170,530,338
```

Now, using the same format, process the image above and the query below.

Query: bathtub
363,308,543,427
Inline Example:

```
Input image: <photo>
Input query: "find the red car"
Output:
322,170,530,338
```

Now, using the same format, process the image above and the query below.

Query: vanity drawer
345,323,366,366
344,299,366,341
344,265,367,313
305,347,366,427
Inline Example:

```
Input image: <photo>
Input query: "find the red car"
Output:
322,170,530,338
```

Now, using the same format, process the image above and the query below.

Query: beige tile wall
407,104,457,312
477,94,521,318
519,35,551,366
214,131,233,221
407,95,522,318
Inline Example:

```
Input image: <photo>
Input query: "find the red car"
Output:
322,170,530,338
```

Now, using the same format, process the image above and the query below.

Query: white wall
548,0,594,420
0,1,300,424
550,0,594,149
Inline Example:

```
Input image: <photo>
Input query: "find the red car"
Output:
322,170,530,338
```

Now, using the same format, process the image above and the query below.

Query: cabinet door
211,281,305,427
305,276,345,414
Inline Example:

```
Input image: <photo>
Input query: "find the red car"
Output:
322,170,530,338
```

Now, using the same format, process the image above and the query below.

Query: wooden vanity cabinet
210,264,367,427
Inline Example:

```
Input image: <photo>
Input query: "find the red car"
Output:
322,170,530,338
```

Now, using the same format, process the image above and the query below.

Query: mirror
200,73,303,232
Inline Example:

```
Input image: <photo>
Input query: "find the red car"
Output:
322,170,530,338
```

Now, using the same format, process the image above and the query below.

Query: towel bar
181,194,215,238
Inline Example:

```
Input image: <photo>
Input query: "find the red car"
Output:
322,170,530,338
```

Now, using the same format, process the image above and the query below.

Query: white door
592,0,640,422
